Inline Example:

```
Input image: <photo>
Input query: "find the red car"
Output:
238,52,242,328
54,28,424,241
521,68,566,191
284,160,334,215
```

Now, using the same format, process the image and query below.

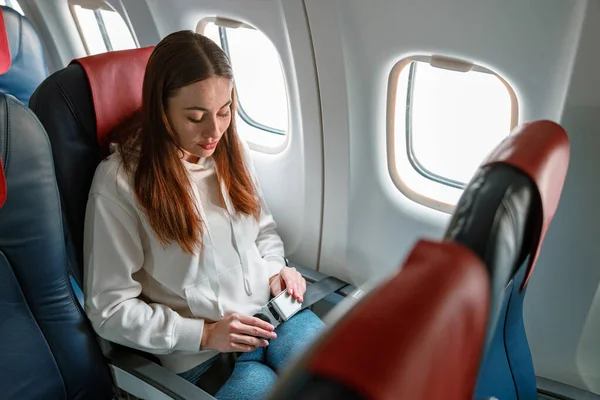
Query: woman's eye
218,111,230,118
188,117,203,123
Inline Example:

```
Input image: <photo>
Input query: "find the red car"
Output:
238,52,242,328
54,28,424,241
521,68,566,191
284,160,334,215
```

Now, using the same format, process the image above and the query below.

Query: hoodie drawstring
190,164,254,319
195,203,225,318
220,180,253,297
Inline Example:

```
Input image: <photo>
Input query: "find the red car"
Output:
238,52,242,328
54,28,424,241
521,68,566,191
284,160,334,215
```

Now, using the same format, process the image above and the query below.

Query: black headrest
445,162,537,343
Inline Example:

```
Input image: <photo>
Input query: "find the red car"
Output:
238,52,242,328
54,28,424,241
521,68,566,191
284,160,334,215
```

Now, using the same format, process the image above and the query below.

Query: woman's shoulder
89,148,135,204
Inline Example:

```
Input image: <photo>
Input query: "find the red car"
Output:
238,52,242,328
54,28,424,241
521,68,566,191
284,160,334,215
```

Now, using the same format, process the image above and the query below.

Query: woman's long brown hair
113,30,260,254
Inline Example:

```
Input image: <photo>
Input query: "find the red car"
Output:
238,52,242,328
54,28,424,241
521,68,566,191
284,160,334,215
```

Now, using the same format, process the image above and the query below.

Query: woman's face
167,76,233,162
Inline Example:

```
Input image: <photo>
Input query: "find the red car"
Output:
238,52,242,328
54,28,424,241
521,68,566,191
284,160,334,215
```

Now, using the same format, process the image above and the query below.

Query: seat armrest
106,344,215,400
103,266,353,400
537,377,600,400
290,262,357,297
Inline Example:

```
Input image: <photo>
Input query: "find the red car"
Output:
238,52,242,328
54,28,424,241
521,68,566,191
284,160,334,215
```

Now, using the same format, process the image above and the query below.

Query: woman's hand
201,312,277,353
269,266,306,302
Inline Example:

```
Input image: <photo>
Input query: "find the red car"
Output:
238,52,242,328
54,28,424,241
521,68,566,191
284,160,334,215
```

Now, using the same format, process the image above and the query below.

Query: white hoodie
83,148,285,374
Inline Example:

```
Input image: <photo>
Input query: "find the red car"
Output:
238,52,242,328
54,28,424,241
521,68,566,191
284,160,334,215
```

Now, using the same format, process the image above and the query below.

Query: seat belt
299,276,348,312
194,276,348,396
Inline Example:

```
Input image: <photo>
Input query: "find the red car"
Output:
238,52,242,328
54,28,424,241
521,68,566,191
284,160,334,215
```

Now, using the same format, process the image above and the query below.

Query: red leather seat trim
482,120,570,289
309,240,489,400
0,9,11,74
70,47,154,146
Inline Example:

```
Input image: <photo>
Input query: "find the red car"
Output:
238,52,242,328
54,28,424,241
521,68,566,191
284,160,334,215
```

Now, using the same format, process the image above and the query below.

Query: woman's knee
279,309,325,339
265,310,325,371
215,361,277,400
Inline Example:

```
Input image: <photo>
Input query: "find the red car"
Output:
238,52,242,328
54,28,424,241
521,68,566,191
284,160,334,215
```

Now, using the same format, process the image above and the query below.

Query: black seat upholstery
29,48,153,288
0,6,48,105
0,61,216,400
29,59,103,283
0,93,113,399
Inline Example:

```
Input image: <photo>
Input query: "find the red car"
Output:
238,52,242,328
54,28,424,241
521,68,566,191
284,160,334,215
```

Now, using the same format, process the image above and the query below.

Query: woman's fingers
297,271,305,301
236,313,275,332
300,276,306,296
287,277,293,297
281,267,305,302
230,333,269,348
293,280,301,301
231,341,260,352
236,314,275,331
290,270,304,302
231,316,277,339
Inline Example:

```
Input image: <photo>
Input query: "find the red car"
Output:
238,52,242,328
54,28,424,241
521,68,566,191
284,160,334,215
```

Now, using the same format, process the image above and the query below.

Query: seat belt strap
194,276,348,396
300,276,348,311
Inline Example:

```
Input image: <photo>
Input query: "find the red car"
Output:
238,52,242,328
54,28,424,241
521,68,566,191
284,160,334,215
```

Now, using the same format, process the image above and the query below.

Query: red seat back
444,120,570,399
270,240,489,400
72,47,154,146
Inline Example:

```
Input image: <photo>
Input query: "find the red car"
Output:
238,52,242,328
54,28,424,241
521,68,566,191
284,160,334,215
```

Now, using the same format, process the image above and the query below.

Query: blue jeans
178,309,324,399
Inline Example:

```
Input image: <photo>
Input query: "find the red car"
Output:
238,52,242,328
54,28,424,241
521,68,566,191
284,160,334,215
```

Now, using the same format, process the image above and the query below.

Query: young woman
83,30,324,399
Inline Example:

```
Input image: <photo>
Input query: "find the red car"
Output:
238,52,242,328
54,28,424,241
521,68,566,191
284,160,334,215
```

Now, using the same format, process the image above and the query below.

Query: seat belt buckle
254,289,302,328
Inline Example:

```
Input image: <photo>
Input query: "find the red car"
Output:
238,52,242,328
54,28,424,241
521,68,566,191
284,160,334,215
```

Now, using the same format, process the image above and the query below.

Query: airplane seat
29,46,352,398
444,121,570,400
0,5,48,105
29,47,154,288
268,239,490,400
1,47,219,400
29,46,169,370
0,93,113,399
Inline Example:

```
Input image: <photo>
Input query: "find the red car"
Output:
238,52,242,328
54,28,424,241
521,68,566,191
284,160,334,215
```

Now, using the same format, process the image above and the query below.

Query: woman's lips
200,142,217,150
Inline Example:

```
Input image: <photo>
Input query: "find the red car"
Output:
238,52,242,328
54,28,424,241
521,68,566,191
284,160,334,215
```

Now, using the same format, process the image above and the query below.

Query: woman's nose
202,117,219,138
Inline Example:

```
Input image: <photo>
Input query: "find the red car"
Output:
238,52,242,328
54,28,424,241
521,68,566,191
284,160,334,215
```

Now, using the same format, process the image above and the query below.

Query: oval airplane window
388,56,518,212
201,20,288,150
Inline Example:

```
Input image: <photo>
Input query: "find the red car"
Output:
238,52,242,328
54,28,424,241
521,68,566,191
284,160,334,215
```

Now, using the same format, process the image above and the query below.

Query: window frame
387,55,519,212
2,0,23,15
198,17,290,145
69,0,137,56
217,26,286,136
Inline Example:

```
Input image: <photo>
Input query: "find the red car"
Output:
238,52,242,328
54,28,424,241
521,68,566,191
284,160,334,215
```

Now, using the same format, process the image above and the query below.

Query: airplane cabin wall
528,0,600,392
306,0,581,282
19,0,86,72
119,0,160,47
305,0,600,393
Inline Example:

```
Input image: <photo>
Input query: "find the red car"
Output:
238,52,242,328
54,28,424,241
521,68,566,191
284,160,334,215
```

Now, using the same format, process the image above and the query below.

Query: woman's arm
241,143,306,300
83,193,205,355
239,141,287,278
257,196,306,301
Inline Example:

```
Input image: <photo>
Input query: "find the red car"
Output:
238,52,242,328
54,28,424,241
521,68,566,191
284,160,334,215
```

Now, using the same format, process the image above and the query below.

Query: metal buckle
254,302,284,329
253,289,300,329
